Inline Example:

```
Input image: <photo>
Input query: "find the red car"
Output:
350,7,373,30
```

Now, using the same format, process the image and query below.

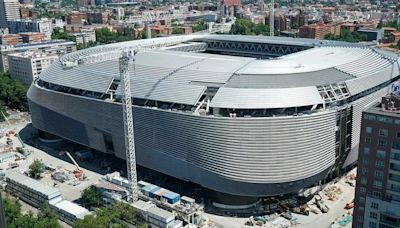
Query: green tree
324,30,367,43
3,196,22,225
75,202,147,228
35,204,62,228
230,19,274,36
80,186,102,208
0,72,29,111
0,106,8,122
29,159,45,179
3,196,62,227
51,27,73,41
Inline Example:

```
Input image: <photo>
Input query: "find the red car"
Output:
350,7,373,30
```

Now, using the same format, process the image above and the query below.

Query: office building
8,51,58,85
353,92,400,228
8,18,53,40
0,0,20,28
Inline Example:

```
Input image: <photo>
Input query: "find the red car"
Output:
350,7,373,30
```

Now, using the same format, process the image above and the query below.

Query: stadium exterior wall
28,83,337,197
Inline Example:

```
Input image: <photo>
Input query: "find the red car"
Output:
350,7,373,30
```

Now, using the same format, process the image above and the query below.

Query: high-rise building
0,0,20,28
353,92,400,228
8,51,58,85
8,18,53,40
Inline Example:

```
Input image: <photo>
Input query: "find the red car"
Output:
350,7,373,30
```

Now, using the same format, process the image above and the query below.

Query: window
372,191,381,198
378,139,387,147
365,137,371,144
360,196,366,203
366,127,373,134
373,180,382,188
377,116,393,124
365,114,376,121
397,131,400,138
361,177,367,185
376,160,385,169
391,151,400,161
361,168,368,174
379,129,388,137
360,187,366,193
370,212,378,219
375,171,384,179
377,150,386,159
363,158,369,165
393,140,400,150
364,147,370,155
371,202,379,209
368,221,377,228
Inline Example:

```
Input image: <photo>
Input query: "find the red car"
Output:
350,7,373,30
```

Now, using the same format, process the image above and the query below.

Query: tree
0,72,29,111
80,186,102,208
3,195,62,227
324,30,367,43
3,196,22,225
29,159,45,179
230,19,274,36
51,27,71,40
35,204,62,228
0,106,8,122
75,202,147,228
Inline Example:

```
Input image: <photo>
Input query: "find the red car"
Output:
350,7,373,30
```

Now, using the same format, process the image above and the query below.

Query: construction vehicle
59,151,84,180
345,198,354,209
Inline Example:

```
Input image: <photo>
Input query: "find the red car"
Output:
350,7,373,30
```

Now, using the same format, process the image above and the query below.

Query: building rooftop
6,172,61,198
51,200,91,219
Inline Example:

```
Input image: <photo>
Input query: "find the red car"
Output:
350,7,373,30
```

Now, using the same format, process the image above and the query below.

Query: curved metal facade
28,84,336,196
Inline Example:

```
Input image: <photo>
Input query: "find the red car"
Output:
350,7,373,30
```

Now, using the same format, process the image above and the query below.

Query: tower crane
119,49,138,202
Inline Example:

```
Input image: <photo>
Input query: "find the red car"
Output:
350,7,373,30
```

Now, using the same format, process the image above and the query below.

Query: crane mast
119,50,138,202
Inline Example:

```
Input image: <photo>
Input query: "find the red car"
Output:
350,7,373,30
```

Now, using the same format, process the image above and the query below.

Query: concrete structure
8,51,58,85
0,40,76,73
72,30,96,46
133,200,183,228
27,35,400,205
5,172,63,208
19,32,46,43
0,0,20,28
357,28,384,42
66,12,87,25
353,93,400,228
8,18,53,40
299,21,331,39
50,200,91,226
0,34,21,45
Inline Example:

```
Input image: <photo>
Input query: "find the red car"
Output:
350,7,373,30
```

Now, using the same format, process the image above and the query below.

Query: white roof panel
210,87,324,109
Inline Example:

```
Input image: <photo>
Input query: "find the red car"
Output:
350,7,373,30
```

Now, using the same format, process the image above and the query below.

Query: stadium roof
39,35,400,109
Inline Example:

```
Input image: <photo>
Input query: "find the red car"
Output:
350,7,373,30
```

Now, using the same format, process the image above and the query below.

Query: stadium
27,34,400,205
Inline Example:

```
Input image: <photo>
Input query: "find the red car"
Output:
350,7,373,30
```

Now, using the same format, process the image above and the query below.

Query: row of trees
3,196,61,228
324,30,367,43
75,202,147,228
0,72,29,119
230,19,274,36
95,28,139,44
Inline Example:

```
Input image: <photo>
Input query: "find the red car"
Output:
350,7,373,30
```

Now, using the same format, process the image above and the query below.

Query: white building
8,18,53,40
0,0,20,28
50,200,91,226
72,29,96,46
8,51,58,85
